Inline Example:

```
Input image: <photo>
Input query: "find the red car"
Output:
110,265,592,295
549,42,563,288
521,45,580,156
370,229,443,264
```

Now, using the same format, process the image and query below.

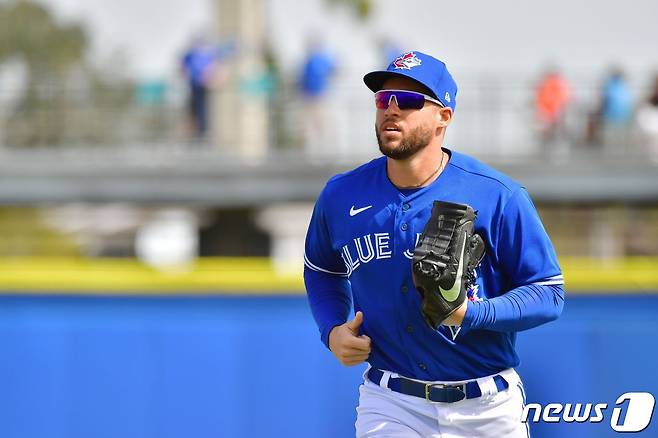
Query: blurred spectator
602,69,633,126
298,39,336,155
636,74,658,161
239,44,279,100
238,44,281,148
377,36,402,65
135,79,168,142
586,68,633,149
181,36,234,140
535,68,571,148
261,45,284,148
136,80,166,106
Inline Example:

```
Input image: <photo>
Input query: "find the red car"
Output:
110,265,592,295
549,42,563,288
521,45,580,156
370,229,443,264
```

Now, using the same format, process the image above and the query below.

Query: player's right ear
436,107,452,128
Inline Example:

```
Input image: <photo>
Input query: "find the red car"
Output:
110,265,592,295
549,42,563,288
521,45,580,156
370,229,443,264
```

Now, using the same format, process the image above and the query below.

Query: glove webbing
429,214,458,256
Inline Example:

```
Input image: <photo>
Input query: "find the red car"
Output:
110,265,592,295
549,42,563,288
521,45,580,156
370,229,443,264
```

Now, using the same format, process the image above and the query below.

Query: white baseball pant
355,368,530,438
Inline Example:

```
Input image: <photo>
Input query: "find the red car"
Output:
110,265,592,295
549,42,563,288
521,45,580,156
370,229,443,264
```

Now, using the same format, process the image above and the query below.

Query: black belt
367,368,509,403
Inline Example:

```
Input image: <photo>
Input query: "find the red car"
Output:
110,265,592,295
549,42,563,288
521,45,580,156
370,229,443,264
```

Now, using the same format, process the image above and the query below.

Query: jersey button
401,285,408,293
418,363,427,371
402,203,410,211
406,325,414,333
401,223,408,231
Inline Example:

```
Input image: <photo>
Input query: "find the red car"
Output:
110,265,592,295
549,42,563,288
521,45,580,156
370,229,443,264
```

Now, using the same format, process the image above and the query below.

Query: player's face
375,77,448,160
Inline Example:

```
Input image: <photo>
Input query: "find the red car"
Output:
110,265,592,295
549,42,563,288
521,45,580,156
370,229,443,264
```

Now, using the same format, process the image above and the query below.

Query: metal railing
1,76,656,164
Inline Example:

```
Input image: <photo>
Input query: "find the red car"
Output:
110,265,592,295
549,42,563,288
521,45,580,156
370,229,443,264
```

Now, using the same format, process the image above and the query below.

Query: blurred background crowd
0,0,656,271
2,0,658,156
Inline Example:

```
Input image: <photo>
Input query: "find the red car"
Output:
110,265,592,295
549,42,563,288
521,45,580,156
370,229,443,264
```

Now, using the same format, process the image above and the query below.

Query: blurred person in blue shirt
300,42,336,98
298,38,336,156
377,36,402,66
601,69,633,125
181,36,234,140
586,68,633,149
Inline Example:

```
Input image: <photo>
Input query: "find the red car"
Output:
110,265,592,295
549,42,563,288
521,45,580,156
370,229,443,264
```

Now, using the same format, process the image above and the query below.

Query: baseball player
304,51,565,437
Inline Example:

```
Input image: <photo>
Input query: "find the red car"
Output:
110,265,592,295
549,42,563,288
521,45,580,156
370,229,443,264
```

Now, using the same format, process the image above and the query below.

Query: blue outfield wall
0,293,656,438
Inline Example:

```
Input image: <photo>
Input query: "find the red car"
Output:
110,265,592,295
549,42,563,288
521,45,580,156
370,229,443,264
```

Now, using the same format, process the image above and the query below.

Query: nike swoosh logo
349,205,373,217
439,237,467,302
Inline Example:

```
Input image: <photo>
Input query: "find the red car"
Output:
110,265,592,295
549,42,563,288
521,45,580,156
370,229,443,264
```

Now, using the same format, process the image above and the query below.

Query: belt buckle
424,382,466,403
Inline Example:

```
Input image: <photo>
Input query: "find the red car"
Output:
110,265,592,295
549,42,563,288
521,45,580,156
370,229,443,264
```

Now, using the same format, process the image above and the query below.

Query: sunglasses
375,89,444,110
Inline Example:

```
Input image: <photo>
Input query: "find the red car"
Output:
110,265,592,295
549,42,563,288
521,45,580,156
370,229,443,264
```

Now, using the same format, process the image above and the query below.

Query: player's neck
387,142,447,189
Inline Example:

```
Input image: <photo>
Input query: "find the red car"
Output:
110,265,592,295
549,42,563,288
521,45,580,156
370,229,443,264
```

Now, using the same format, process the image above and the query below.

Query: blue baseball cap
363,51,457,111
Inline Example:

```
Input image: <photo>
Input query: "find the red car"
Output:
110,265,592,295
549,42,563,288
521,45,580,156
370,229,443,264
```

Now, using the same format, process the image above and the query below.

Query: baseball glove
412,201,486,329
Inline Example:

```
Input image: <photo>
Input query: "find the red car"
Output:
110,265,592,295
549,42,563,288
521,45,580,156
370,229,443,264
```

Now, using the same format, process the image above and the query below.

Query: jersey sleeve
304,185,352,348
304,186,349,277
496,188,563,287
461,188,565,332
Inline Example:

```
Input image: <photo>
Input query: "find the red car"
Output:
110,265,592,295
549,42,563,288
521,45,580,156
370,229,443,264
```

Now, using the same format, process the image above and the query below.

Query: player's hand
328,311,371,367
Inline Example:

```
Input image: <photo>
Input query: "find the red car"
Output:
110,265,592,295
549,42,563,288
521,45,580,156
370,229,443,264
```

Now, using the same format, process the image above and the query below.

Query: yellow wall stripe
559,256,658,293
0,256,656,295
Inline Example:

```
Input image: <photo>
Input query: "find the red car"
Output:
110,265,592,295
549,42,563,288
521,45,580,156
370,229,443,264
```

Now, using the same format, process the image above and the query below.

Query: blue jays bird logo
393,52,422,70
467,270,482,303
445,268,482,341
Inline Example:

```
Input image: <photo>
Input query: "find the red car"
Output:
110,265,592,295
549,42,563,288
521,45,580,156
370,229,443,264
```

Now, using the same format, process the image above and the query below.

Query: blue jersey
304,149,564,381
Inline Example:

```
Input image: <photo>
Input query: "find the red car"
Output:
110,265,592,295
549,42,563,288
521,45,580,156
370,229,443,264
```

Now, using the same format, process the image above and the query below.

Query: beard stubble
376,124,433,160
